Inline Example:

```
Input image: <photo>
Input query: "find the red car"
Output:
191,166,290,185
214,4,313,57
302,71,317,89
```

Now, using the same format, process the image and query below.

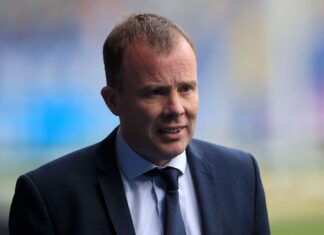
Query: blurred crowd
1,0,323,230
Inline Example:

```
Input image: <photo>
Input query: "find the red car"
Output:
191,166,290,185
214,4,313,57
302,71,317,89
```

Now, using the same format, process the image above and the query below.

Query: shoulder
188,138,257,171
24,130,117,191
187,139,263,197
189,138,253,159
30,142,98,176
26,128,118,181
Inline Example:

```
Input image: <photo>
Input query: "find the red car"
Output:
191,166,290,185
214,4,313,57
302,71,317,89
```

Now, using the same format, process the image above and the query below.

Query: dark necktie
145,167,186,235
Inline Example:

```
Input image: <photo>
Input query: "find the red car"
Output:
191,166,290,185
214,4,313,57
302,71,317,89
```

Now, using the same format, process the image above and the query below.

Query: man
9,13,270,235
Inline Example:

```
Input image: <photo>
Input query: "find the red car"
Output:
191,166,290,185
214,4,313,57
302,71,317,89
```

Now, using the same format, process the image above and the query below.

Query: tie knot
145,167,182,191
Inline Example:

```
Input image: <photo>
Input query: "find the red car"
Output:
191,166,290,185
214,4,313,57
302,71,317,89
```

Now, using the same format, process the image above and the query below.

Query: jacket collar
187,141,223,235
95,127,136,235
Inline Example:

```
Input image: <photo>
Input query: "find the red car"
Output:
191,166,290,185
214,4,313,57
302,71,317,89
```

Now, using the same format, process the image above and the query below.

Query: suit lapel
98,174,135,235
96,128,136,235
187,143,223,235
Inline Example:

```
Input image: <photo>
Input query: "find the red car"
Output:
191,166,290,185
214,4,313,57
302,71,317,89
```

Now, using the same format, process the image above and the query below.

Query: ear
101,86,121,116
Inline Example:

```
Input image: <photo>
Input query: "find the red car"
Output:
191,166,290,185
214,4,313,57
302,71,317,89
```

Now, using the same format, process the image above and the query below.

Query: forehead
121,38,197,81
125,36,195,59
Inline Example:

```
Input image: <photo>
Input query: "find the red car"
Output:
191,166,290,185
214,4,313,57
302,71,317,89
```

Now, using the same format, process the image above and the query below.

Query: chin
157,143,187,158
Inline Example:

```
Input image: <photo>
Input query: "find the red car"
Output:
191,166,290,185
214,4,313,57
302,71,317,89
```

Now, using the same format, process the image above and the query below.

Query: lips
157,126,186,135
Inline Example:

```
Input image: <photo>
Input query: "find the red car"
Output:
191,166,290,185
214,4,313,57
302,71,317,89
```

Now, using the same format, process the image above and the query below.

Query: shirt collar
115,128,187,180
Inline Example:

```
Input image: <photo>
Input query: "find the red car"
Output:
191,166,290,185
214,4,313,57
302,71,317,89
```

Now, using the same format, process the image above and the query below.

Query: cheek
138,102,163,118
185,100,199,118
126,104,161,131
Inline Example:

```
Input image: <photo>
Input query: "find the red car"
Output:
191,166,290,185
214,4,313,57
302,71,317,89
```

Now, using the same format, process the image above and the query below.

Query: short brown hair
103,13,195,89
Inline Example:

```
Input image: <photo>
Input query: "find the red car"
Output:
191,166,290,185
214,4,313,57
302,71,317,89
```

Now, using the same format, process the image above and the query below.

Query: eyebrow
141,80,197,90
177,80,197,88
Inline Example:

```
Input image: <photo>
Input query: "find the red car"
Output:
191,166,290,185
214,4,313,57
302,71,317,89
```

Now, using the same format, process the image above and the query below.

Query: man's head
103,13,195,89
102,13,198,165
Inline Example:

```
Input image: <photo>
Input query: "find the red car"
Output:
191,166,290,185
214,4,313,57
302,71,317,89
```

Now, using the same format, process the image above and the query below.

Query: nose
163,92,185,120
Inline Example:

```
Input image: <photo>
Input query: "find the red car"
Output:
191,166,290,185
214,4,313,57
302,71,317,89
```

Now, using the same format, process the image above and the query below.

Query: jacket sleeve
250,155,271,235
9,174,55,235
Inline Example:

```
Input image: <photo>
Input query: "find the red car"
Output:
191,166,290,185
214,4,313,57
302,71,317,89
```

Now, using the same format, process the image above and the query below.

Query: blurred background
1,0,323,234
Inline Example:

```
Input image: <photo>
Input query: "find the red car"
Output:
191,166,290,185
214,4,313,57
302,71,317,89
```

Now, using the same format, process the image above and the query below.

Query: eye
179,84,193,93
144,88,166,98
152,89,163,95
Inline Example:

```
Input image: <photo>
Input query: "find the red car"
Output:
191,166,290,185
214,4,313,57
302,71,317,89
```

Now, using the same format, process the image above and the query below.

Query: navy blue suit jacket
9,128,270,235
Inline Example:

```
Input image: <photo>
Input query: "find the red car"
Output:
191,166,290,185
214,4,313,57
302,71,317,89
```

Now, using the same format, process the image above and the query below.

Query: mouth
158,126,185,135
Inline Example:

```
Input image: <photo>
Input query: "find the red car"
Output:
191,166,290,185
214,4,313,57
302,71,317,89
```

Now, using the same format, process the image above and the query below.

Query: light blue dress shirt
115,129,202,235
